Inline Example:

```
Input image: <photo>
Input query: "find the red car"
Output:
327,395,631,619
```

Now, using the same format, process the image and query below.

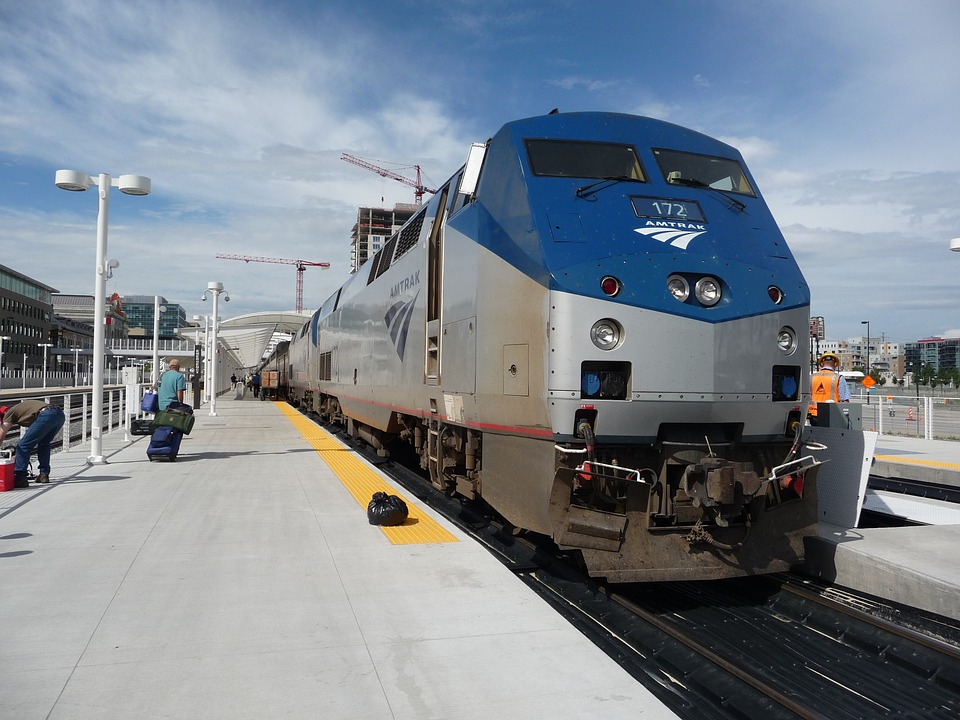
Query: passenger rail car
285,111,819,582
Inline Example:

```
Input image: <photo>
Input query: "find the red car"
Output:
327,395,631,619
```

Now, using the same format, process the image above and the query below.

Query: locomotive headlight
777,326,798,355
666,274,689,302
590,318,623,351
694,277,722,306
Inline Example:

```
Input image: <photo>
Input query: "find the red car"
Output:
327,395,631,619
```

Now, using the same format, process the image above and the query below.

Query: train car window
653,148,756,197
525,139,645,180
448,170,471,215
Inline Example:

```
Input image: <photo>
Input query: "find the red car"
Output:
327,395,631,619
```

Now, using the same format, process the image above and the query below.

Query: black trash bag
367,491,409,526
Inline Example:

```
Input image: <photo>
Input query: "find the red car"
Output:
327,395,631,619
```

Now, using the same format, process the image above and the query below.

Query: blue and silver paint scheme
285,112,818,582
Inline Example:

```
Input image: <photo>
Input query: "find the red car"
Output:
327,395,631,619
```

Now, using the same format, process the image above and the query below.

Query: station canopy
179,311,311,370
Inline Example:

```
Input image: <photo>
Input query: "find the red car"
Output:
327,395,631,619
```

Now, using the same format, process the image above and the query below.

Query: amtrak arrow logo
384,290,419,360
634,222,706,250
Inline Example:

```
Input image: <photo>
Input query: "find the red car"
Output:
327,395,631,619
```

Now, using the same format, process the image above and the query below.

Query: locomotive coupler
683,516,752,552
680,458,762,507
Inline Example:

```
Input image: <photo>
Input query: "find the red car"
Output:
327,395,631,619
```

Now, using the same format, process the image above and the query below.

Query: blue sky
1,0,959,343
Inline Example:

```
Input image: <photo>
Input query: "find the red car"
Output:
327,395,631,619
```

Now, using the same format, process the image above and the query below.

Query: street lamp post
861,320,870,405
0,335,9,391
200,282,230,416
39,343,53,389
55,169,151,464
152,295,167,386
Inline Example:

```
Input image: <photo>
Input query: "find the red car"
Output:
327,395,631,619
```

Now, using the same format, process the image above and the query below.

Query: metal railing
0,385,156,455
858,395,960,441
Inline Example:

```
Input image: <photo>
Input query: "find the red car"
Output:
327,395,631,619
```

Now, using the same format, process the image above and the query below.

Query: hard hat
818,352,840,366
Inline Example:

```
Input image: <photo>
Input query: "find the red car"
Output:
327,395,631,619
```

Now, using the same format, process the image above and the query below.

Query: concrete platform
0,396,677,720
873,434,960,485
802,433,960,621
804,521,960,622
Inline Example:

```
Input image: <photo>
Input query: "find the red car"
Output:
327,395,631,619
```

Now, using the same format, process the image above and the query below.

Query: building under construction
350,204,418,273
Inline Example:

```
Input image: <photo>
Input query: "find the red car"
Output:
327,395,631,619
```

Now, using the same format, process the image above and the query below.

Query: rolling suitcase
147,425,183,461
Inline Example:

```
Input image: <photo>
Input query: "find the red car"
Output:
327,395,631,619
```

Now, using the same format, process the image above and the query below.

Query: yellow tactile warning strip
874,455,960,471
275,402,458,545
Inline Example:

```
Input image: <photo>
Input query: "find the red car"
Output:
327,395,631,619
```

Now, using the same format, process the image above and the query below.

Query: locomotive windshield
526,139,645,180
653,148,756,196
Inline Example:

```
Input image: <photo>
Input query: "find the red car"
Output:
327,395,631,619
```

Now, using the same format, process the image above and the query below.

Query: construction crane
340,153,436,205
216,254,331,313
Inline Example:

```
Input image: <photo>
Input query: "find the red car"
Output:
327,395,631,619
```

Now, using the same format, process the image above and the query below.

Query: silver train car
282,111,819,582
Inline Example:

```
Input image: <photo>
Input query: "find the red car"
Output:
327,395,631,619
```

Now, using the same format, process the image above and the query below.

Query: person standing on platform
808,352,850,424
251,372,261,398
0,401,66,486
157,358,187,410
231,373,237,389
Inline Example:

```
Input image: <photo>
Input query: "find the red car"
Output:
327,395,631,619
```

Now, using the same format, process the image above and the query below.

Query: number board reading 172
631,196,706,223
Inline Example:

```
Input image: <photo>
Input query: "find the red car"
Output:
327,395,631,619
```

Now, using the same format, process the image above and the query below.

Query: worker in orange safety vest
808,352,850,423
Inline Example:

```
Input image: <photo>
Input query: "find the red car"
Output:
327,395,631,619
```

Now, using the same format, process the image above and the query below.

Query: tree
946,367,960,389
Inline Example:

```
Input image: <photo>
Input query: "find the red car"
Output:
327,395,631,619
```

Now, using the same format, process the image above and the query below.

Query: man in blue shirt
157,358,187,410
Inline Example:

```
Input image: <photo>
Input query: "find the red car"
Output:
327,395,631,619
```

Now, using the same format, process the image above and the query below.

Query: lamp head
224,294,230,302
201,294,207,301
117,174,151,196
55,169,91,191
951,238,960,252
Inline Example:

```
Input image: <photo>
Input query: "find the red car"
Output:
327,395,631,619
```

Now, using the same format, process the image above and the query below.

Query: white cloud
548,76,618,93
1,0,959,345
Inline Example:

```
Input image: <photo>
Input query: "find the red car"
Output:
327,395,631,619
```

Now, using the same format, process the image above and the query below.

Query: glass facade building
1,263,57,372
121,296,188,338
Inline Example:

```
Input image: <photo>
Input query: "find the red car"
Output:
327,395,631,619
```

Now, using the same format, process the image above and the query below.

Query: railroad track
868,474,960,504
319,414,960,719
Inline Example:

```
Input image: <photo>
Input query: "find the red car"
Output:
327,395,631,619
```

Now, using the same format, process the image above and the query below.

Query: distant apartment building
819,336,903,377
121,295,187,338
904,337,960,375
350,204,418,273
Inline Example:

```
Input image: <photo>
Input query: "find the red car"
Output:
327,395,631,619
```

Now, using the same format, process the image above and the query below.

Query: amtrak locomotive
282,111,819,582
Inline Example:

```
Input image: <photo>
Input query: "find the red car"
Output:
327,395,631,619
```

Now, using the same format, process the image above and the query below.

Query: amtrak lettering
390,270,421,298
634,221,707,250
